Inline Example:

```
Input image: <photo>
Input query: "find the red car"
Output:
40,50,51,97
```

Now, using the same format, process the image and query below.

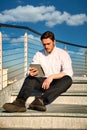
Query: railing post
24,32,28,77
0,32,3,90
85,51,87,76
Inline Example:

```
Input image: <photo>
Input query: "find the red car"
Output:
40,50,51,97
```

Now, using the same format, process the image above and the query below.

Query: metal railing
0,23,87,90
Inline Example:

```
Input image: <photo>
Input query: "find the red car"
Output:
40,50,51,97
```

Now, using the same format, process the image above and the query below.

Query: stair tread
12,91,87,96
0,104,87,118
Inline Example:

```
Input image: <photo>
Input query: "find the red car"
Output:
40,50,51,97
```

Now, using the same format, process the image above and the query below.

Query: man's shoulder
35,49,44,55
56,47,67,54
56,47,70,59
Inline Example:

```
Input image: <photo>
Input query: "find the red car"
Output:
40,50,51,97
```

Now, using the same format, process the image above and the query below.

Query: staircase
0,79,87,130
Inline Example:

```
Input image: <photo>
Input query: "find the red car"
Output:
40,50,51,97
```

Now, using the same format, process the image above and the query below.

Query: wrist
49,75,54,81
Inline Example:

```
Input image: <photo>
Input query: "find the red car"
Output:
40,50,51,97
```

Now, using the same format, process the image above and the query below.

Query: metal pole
24,32,28,77
85,51,87,76
0,32,3,90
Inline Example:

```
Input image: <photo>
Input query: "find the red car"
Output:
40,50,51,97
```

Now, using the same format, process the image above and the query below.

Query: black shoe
3,99,26,112
29,97,46,111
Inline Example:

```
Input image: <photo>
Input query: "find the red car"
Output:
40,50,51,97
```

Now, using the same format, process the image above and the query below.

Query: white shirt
32,46,73,77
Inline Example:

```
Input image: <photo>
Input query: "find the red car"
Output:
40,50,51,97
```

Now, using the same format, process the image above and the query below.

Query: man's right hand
29,67,39,76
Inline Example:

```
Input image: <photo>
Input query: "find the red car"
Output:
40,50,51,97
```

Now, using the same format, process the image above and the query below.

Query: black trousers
17,75,72,105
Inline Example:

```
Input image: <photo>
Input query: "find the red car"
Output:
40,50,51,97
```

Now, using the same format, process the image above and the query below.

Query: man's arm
42,72,66,90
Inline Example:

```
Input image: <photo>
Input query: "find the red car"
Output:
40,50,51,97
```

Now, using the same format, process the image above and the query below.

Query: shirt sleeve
31,52,40,64
61,51,73,77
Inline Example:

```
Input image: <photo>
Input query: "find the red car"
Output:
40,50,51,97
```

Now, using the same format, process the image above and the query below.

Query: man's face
42,38,56,53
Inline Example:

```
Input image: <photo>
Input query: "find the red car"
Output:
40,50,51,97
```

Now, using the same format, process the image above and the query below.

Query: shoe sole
3,103,26,112
29,104,46,111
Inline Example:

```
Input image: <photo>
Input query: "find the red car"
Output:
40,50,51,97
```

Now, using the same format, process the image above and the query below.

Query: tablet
30,64,45,77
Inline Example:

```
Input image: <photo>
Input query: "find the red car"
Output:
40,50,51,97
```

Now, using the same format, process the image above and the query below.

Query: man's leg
17,76,45,101
3,76,45,112
41,75,72,105
29,75,72,111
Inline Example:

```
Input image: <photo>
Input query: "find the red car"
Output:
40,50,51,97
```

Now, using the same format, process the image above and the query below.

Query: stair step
11,83,87,99
11,90,87,105
0,104,87,129
11,95,87,106
0,127,87,130
11,83,87,97
0,129,86,130
12,83,87,93
12,91,87,96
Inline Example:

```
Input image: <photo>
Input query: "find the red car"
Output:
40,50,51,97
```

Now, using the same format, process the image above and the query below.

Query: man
3,31,73,112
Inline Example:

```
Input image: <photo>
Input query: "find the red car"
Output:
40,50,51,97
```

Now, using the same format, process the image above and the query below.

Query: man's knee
61,75,72,92
64,75,72,86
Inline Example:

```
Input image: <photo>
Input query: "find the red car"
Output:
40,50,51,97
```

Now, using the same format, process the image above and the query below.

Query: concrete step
2,129,86,130
0,104,87,129
11,93,87,106
11,83,87,105
12,83,87,93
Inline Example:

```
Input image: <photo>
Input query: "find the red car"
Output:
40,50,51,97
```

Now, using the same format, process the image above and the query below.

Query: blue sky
0,0,87,46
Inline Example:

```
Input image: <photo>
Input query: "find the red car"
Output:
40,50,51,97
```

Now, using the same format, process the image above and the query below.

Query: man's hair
40,31,55,41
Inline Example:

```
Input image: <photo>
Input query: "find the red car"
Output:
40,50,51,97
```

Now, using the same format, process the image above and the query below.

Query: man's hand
29,67,39,76
42,75,53,90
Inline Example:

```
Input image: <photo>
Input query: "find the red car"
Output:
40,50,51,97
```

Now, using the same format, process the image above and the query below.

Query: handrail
0,23,87,48
0,23,41,36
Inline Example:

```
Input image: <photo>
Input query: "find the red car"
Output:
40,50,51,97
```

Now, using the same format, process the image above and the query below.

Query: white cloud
10,34,40,45
2,34,10,41
68,48,87,56
29,34,40,42
0,5,87,27
66,13,87,26
10,36,24,44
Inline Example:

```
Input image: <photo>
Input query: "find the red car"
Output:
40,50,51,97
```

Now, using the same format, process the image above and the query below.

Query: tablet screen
30,64,45,77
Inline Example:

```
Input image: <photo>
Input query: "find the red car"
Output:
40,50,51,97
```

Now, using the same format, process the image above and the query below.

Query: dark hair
40,31,55,41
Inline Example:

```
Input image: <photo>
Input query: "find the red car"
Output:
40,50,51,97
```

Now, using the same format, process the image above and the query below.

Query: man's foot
29,97,46,111
3,99,26,112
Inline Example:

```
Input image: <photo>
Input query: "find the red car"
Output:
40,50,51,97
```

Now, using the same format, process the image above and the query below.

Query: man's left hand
42,76,53,90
